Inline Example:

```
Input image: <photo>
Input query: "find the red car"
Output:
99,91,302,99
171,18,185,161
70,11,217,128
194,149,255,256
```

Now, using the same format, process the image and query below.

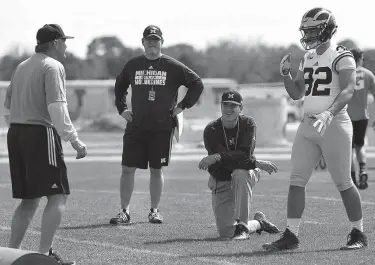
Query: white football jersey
299,45,356,114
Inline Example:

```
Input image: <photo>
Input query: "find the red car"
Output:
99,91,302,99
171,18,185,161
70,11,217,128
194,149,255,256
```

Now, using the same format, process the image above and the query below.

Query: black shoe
262,228,299,251
340,228,368,250
232,224,251,240
109,210,131,225
48,248,76,265
358,173,368,190
254,211,280,235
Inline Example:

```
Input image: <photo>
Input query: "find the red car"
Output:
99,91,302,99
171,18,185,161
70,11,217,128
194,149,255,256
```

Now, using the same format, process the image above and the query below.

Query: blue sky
1,0,373,58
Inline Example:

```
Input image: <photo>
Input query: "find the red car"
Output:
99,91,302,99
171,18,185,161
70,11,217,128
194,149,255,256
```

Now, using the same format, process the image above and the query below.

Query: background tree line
0,37,373,83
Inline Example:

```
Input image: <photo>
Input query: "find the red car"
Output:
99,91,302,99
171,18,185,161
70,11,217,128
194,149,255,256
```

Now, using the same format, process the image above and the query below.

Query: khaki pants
208,169,260,238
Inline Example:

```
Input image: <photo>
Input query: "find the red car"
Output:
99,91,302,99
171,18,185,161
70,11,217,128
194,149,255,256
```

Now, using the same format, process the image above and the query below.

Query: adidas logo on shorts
51,183,58,188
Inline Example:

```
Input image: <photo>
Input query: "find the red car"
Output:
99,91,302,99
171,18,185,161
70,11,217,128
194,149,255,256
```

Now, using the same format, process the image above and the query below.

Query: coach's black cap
36,24,74,45
143,25,162,40
221,90,243,105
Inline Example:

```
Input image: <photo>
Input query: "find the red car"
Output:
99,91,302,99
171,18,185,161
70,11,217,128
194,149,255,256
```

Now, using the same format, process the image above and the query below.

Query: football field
0,133,374,265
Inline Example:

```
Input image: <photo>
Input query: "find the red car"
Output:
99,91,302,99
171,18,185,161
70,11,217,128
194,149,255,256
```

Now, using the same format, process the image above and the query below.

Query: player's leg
322,116,367,250
263,119,322,250
39,194,67,254
16,126,74,263
208,176,236,238
147,130,173,223
8,199,40,249
231,168,259,239
350,120,358,185
37,127,73,255
231,168,279,239
354,119,369,189
110,125,146,225
7,125,41,249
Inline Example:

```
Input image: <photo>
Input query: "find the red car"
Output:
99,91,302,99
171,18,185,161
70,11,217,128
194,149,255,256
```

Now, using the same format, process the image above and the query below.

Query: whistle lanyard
149,55,162,92
221,118,239,151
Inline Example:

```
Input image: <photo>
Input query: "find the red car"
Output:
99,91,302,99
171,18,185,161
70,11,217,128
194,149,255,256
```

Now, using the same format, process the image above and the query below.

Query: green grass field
0,155,374,265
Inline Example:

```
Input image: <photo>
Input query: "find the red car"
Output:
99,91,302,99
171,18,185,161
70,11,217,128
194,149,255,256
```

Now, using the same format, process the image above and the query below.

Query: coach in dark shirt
111,25,203,225
199,90,279,239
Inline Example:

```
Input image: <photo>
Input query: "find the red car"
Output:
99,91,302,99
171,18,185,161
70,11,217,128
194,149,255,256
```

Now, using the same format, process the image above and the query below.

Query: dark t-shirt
203,115,257,181
115,54,201,130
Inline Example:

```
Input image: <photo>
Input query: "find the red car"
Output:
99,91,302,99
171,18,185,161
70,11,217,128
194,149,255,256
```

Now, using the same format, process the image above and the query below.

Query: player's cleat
254,211,280,234
48,248,76,265
262,228,299,251
109,210,131,225
232,224,250,240
148,210,163,224
340,228,368,250
358,172,368,190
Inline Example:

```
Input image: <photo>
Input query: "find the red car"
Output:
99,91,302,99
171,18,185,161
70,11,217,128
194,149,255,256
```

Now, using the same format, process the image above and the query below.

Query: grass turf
0,159,374,265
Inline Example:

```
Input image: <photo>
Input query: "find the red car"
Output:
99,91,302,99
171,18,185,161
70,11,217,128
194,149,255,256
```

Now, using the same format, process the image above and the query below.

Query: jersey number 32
304,67,332,96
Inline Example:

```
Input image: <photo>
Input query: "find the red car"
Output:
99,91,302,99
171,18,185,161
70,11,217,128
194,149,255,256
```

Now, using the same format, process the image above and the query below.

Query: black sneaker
232,223,250,240
358,172,368,190
340,228,368,250
109,210,131,225
48,248,76,265
254,211,280,235
262,228,299,251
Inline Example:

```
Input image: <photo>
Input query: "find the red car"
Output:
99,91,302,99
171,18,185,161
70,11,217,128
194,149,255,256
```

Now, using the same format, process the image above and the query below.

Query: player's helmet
299,7,337,50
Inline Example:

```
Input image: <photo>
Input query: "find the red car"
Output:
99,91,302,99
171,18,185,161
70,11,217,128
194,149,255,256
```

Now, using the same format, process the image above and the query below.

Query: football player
347,48,375,189
262,7,367,251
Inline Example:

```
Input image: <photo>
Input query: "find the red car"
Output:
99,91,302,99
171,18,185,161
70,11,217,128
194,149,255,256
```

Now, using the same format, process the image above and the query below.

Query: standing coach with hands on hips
111,25,204,225
4,24,87,265
199,90,280,240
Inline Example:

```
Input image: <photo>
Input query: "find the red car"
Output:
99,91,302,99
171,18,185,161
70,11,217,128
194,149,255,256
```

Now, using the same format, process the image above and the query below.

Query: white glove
280,53,292,76
309,111,334,136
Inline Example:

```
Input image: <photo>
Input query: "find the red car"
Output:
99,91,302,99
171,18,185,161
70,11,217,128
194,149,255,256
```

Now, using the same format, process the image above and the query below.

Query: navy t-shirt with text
115,54,201,131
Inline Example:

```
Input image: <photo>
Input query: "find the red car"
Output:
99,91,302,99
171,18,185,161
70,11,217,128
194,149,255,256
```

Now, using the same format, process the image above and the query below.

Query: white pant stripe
47,127,57,167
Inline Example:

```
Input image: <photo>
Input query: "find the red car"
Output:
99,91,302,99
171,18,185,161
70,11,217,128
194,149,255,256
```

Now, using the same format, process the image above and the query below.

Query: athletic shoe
262,228,299,251
232,224,250,240
109,210,131,225
254,211,280,234
340,228,368,250
48,248,76,265
148,210,163,224
358,172,368,190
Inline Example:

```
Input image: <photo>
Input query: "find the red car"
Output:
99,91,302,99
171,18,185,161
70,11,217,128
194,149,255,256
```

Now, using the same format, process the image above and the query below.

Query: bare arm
283,70,306,100
327,69,355,115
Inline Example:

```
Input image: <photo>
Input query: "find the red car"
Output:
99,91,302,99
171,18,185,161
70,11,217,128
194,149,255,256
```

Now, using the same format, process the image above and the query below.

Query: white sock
248,220,261,233
351,219,363,232
287,218,301,236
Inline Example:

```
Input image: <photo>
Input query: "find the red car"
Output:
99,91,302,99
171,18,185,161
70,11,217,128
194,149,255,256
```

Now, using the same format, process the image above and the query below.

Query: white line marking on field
0,226,242,265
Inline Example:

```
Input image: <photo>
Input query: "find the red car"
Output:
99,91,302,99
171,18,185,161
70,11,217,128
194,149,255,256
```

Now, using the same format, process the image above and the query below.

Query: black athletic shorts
351,119,368,148
7,124,69,199
122,123,174,169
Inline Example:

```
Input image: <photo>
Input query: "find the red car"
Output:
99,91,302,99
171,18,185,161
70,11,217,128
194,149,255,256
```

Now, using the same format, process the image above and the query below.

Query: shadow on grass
182,247,345,258
60,221,149,230
144,237,228,245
